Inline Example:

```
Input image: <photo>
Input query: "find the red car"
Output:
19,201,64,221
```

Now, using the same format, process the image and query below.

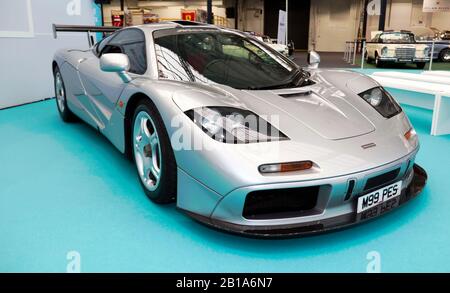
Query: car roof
381,30,413,34
131,20,220,33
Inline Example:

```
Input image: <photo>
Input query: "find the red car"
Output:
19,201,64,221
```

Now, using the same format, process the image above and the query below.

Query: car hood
152,70,416,193
383,43,428,50
172,69,379,141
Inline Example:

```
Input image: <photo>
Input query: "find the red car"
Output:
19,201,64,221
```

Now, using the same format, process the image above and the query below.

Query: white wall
408,0,450,30
366,0,450,39
0,0,99,109
237,0,264,33
429,12,450,30
309,0,361,52
387,0,412,29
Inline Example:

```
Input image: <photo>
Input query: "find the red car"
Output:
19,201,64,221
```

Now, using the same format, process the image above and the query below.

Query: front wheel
131,99,177,204
375,55,384,68
365,50,372,64
53,66,76,122
415,62,426,69
439,49,450,62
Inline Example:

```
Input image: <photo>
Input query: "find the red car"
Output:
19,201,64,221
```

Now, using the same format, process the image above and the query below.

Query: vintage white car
244,32,290,57
365,31,430,68
411,26,450,62
255,35,290,57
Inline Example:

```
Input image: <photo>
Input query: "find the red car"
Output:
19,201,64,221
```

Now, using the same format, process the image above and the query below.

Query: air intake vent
278,91,312,98
243,186,319,220
364,168,400,191
344,179,356,201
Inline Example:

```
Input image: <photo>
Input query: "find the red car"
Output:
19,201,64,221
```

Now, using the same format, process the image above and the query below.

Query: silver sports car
52,21,427,237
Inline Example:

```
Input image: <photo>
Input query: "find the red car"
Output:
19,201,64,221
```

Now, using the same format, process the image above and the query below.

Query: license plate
357,197,400,222
357,181,402,213
398,59,411,62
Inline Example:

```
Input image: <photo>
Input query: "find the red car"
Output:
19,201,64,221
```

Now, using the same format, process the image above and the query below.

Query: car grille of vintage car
395,47,415,59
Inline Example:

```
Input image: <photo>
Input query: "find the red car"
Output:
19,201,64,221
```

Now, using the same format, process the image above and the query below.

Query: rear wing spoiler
52,24,120,47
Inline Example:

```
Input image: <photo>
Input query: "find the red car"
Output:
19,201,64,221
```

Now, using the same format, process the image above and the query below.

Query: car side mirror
307,50,320,69
100,53,131,83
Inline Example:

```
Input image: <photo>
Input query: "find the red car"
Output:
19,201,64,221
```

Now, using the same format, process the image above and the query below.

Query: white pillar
285,0,288,45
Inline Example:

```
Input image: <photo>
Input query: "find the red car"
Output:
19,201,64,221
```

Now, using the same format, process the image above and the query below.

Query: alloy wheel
133,111,162,191
55,72,65,112
443,51,450,62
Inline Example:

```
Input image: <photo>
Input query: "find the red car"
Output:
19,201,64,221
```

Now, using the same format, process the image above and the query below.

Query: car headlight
381,46,388,56
185,107,289,143
424,47,430,56
359,87,402,118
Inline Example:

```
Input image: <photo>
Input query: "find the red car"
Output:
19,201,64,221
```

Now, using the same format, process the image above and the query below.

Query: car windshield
153,28,301,90
380,33,415,43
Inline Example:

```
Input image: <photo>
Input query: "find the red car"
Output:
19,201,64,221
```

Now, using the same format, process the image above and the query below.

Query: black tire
375,54,384,68
439,48,450,62
131,99,177,204
415,62,426,69
365,50,372,64
53,65,77,122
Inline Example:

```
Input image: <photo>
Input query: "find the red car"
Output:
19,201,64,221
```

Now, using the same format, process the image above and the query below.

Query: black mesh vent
278,91,313,98
364,168,400,191
345,179,356,201
243,186,319,220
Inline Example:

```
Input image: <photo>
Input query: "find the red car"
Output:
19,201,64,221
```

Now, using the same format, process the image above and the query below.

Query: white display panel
423,0,450,12
0,0,100,109
0,0,34,38
371,71,450,136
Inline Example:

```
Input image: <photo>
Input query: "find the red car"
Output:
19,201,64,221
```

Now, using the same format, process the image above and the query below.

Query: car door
78,28,147,130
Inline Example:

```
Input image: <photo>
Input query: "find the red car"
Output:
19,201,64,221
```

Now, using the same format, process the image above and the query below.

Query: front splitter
182,164,427,238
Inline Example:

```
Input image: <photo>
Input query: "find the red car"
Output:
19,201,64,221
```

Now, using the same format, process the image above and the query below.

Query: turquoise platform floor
1,97,449,272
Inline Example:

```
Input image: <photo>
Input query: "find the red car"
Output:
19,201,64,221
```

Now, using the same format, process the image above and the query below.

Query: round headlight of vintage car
359,87,402,118
424,46,430,56
381,46,388,56
185,107,289,143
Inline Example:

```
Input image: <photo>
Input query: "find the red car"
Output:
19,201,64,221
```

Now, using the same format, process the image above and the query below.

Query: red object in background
181,11,196,22
112,14,124,27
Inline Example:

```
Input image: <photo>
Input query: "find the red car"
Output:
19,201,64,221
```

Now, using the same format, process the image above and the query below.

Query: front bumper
183,164,427,238
379,57,430,63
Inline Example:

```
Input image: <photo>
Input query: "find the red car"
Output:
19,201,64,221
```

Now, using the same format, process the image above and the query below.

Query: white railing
370,71,450,136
